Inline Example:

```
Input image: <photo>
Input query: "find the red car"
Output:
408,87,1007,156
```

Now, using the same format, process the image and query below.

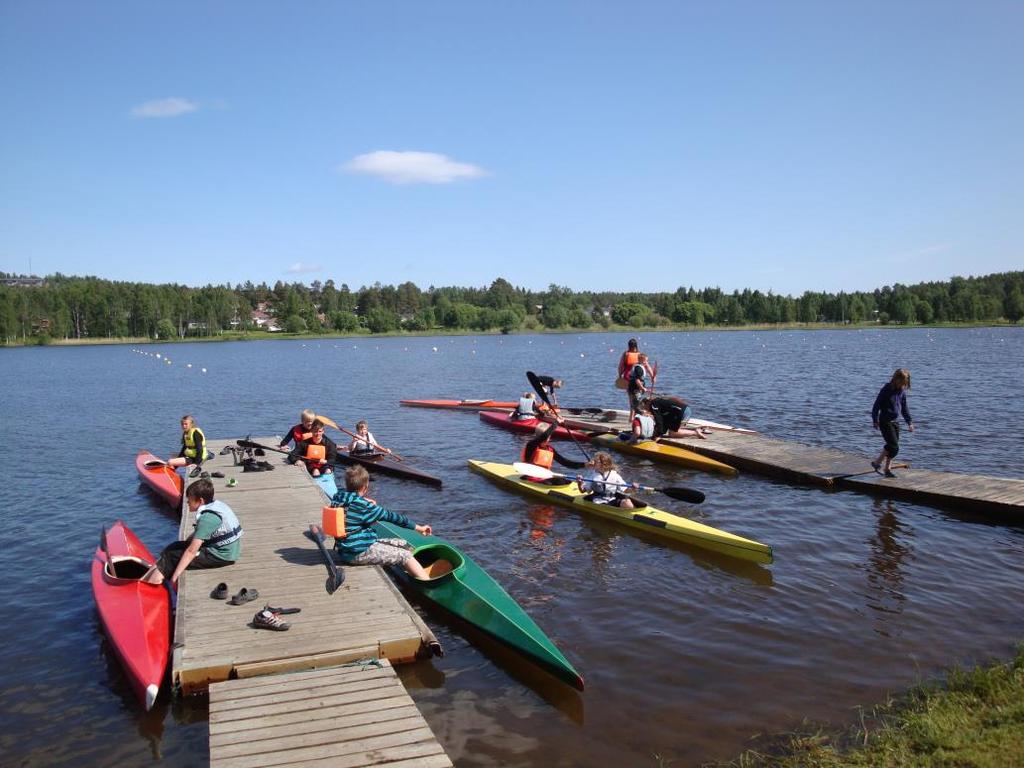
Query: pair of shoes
226,477,237,487
884,470,897,478
210,582,229,600
252,609,290,631
228,587,259,605
264,604,301,615
870,461,882,475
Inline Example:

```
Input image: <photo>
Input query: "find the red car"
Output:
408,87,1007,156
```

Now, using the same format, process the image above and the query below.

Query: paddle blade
661,486,706,504
512,461,554,479
526,371,551,407
316,414,341,431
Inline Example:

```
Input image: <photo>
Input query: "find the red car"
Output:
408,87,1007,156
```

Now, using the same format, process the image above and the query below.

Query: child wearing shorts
330,465,433,580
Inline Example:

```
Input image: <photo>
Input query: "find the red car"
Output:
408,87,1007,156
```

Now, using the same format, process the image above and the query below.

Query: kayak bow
135,450,183,509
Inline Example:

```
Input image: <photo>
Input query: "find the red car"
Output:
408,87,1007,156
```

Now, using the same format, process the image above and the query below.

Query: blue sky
1,1,1020,295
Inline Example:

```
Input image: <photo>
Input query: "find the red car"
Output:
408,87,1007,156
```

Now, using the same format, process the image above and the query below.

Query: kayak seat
414,544,463,581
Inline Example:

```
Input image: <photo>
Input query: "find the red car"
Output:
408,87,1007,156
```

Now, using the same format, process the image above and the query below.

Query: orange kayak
400,398,517,411
135,450,183,509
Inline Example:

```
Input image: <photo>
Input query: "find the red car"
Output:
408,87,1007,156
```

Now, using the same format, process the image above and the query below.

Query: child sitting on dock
577,452,638,509
167,415,210,473
330,465,433,580
278,408,316,451
142,479,243,586
286,420,337,477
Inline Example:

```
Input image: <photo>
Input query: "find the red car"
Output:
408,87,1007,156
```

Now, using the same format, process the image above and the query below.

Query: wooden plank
209,663,450,768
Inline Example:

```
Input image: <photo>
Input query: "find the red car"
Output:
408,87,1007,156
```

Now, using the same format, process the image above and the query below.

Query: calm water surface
1,328,1022,767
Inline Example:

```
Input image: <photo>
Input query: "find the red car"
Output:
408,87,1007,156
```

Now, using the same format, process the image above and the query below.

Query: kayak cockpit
105,555,152,581
413,544,464,581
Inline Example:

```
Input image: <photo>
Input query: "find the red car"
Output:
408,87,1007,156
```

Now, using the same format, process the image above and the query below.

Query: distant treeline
1,271,1021,344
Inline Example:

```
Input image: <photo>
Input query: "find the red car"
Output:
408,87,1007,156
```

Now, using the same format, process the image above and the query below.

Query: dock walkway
172,437,439,693
557,412,1024,517
209,660,452,768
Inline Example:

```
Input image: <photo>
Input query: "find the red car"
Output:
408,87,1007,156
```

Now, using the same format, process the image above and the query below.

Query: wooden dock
558,412,1024,517
170,437,449,765
209,660,452,768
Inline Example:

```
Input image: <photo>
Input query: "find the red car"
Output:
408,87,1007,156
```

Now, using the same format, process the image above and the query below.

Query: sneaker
884,470,897,478
252,609,289,631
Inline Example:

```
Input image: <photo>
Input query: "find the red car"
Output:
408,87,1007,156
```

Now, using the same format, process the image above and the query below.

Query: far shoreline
2,320,1019,349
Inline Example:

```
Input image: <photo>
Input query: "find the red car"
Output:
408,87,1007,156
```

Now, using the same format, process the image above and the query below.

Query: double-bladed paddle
305,524,345,594
314,415,405,462
512,462,706,504
526,370,593,461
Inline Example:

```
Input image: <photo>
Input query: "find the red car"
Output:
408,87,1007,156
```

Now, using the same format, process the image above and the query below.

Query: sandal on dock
228,587,259,605
210,582,229,600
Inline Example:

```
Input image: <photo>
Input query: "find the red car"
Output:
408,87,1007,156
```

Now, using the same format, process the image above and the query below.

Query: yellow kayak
590,434,739,476
468,460,772,564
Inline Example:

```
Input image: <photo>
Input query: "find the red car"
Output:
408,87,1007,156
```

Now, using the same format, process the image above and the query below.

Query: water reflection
864,500,912,634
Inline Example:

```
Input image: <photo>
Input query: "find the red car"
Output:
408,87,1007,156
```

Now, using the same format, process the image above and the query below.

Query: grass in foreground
718,645,1024,768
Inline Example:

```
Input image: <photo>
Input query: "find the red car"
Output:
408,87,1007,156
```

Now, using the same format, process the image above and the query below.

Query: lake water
1,327,1022,766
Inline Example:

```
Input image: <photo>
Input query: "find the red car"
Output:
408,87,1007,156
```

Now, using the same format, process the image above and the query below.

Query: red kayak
479,410,592,441
135,450,183,509
400,398,517,411
92,521,171,711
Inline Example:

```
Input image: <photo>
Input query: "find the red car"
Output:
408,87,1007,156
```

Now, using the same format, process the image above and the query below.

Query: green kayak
315,473,584,690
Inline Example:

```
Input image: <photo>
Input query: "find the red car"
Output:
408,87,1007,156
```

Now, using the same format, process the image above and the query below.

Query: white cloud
343,150,487,185
286,262,323,274
130,97,200,119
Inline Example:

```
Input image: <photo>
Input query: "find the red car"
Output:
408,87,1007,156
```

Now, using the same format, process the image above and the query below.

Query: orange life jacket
521,444,554,470
305,443,327,462
619,350,640,378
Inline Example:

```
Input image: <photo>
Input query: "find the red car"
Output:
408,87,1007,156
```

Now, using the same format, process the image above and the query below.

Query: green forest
1,271,1021,345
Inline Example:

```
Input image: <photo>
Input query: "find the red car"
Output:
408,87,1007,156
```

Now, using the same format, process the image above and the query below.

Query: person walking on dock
871,368,915,478
142,479,243,586
329,465,433,580
616,338,641,390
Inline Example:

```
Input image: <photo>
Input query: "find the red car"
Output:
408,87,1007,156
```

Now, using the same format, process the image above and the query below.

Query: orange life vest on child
521,444,554,470
305,443,327,462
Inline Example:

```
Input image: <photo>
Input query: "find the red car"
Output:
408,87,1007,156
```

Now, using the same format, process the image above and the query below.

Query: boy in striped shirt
330,465,432,580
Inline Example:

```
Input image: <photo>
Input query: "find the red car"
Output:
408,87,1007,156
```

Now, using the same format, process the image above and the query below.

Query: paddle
316,416,405,462
99,527,113,575
305,524,345,594
512,462,706,504
526,370,592,462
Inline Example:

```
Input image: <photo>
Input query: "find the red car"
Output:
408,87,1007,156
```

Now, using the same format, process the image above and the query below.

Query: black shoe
870,461,882,475
210,582,229,600
884,470,897,478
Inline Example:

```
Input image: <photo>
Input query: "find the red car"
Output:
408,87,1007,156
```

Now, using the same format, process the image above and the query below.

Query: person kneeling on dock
142,479,243,586
577,452,638,509
329,465,433,580
287,420,337,477
643,396,707,440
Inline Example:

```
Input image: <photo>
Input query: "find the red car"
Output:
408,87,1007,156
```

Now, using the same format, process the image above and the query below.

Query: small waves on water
0,328,1022,766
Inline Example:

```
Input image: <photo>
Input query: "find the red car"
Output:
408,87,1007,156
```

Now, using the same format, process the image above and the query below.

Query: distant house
251,308,282,332
2,276,45,287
